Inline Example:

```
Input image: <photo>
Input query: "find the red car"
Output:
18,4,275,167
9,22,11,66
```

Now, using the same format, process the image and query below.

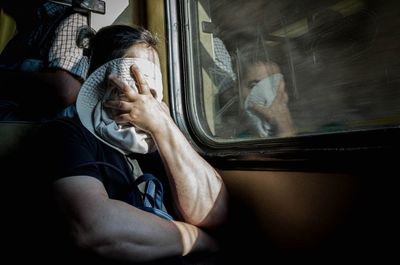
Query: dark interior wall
218,166,398,263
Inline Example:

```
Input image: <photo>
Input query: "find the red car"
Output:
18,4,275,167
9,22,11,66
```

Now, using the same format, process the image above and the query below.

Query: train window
179,0,400,144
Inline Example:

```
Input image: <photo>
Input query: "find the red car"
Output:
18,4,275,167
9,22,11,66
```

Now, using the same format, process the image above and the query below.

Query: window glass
184,0,400,142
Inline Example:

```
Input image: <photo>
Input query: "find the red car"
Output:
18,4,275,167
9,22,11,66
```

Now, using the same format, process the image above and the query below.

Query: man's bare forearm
151,118,228,227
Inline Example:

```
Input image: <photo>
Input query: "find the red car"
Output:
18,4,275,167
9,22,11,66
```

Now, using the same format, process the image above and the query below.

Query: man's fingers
251,104,263,114
113,113,133,125
130,65,151,95
150,88,158,98
103,100,131,112
276,80,288,103
108,74,137,101
108,74,129,92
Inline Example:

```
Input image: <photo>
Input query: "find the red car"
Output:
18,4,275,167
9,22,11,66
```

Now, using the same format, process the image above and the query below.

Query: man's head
88,25,159,74
235,46,281,98
77,25,163,154
241,60,280,99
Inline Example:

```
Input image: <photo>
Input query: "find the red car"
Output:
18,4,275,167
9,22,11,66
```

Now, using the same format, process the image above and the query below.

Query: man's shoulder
41,116,88,138
37,116,103,162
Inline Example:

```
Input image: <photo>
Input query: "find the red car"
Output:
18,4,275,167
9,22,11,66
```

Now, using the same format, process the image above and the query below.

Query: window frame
165,0,400,171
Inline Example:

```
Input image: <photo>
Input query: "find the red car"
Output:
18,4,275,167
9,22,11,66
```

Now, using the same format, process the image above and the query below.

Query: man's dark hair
235,45,286,79
88,25,159,74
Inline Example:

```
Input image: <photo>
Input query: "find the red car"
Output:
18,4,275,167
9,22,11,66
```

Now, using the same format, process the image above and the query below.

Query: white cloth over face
244,73,283,137
76,58,163,154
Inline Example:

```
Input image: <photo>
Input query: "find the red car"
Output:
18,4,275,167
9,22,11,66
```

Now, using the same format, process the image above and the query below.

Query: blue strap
130,174,173,221
134,174,164,209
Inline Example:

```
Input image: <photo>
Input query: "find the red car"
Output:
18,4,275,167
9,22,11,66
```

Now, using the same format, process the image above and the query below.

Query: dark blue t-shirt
33,116,218,264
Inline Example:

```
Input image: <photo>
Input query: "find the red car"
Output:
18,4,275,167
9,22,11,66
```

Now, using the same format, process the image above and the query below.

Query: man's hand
251,80,295,137
103,65,170,135
250,80,288,121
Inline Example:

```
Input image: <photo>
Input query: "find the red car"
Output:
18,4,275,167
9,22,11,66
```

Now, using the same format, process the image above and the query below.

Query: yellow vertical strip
0,9,16,54
197,0,215,134
146,0,168,106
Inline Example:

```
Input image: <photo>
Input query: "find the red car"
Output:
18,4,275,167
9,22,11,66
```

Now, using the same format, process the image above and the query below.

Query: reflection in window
184,0,400,142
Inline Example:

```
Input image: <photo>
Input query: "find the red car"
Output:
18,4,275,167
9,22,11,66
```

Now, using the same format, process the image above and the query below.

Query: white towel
244,73,283,137
77,58,163,154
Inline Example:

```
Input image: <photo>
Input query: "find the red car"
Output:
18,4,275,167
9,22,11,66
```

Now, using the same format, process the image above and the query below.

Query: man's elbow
199,200,229,229
195,184,229,229
72,222,105,252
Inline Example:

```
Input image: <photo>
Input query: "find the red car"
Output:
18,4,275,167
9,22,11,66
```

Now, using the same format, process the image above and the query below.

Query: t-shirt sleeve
48,13,89,80
39,118,102,182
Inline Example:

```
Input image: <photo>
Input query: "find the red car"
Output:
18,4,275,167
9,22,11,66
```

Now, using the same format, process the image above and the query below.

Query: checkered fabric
211,37,236,93
29,2,89,80
48,12,89,79
213,37,236,81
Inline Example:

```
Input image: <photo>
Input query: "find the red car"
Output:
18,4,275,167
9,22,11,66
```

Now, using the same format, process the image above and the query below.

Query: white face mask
244,73,283,137
77,58,163,154
244,73,282,109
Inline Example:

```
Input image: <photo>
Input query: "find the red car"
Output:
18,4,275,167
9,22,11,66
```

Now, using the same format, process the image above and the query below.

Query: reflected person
241,59,295,137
